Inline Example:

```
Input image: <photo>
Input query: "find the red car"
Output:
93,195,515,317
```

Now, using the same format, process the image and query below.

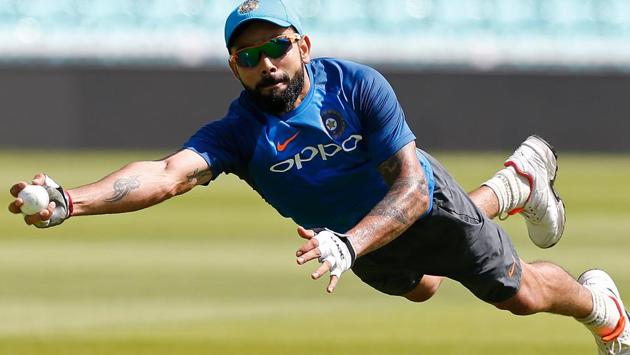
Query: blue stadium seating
0,0,629,69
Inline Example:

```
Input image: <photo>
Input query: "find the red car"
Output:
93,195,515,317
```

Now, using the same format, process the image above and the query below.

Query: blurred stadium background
2,0,630,69
1,1,630,354
1,0,630,151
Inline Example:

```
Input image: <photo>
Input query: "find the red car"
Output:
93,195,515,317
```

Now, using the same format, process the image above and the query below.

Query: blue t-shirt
184,58,435,232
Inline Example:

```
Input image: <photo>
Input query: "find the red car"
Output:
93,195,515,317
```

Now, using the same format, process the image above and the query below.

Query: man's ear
299,35,312,64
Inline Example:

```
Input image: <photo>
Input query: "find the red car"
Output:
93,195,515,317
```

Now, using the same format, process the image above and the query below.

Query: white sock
482,166,531,216
578,285,622,337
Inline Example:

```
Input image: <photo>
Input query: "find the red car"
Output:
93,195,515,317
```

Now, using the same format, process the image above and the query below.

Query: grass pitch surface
1,150,630,355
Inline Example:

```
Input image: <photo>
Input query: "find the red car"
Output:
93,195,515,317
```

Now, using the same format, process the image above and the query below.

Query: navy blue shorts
351,150,522,304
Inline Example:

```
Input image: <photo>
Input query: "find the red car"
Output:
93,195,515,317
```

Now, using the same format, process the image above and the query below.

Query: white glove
313,229,356,278
35,175,73,228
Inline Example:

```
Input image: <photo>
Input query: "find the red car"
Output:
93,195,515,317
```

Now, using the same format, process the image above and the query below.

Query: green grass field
1,149,630,355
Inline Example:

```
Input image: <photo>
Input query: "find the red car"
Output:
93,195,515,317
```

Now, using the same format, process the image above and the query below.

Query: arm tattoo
105,176,141,203
187,168,213,183
379,153,429,196
369,153,429,225
350,145,431,255
378,154,402,186
368,176,425,224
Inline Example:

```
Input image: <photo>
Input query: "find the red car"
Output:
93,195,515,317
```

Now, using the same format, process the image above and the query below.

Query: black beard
245,66,305,115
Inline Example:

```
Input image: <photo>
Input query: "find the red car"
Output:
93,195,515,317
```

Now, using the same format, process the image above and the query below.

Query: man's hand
8,174,72,228
295,226,356,293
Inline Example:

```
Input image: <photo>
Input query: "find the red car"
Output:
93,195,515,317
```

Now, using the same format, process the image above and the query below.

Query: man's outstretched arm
346,141,430,256
8,149,212,226
296,141,430,292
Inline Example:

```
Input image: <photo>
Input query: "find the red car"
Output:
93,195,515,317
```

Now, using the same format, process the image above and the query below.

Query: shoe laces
598,335,628,354
499,207,526,221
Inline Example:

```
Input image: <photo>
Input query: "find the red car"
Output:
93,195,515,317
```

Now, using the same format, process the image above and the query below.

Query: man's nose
259,53,277,74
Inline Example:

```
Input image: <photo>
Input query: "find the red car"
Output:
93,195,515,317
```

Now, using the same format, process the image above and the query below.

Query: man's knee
493,288,542,316
404,288,435,303
494,260,560,315
403,276,442,303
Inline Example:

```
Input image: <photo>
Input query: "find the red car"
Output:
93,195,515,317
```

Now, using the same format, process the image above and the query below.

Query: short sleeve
352,66,416,164
183,115,253,180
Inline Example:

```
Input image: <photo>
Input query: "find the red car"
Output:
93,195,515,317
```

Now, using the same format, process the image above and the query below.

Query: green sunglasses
230,34,302,68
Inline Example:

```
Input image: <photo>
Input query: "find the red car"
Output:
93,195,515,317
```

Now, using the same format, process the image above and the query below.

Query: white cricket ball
18,185,50,215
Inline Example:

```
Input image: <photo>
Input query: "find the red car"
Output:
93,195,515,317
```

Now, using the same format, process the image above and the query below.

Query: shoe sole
529,135,560,200
526,134,566,248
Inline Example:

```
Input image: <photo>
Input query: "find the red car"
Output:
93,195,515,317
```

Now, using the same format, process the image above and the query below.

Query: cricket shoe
579,270,630,355
504,135,566,248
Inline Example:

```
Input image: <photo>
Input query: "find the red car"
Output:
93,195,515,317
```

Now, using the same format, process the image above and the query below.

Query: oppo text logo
270,135,363,173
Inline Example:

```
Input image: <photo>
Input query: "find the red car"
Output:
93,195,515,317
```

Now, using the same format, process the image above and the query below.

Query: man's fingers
31,173,46,186
10,174,45,198
8,198,23,214
327,275,339,293
22,202,54,225
46,201,56,218
311,259,331,280
297,226,316,240
24,214,39,225
296,237,319,257
24,211,49,225
296,248,321,265
9,182,27,198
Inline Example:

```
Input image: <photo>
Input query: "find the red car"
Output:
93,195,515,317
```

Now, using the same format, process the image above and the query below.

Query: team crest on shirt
321,110,346,139
238,0,260,14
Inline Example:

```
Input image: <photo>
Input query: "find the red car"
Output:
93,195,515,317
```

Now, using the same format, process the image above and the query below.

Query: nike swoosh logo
276,131,300,152
508,256,517,278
